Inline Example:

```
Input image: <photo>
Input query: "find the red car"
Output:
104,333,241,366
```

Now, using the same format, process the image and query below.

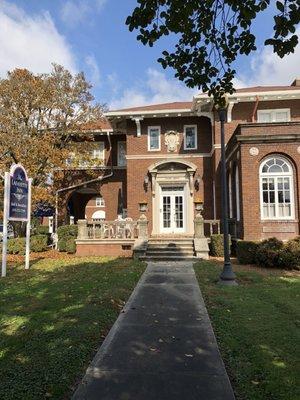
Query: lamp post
216,98,238,286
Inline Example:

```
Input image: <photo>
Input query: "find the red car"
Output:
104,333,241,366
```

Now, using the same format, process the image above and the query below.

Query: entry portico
148,160,197,236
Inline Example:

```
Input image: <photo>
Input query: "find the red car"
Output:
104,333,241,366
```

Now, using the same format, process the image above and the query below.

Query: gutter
54,132,114,235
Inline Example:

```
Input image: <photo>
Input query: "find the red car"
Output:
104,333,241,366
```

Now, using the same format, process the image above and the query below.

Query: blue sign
9,165,29,221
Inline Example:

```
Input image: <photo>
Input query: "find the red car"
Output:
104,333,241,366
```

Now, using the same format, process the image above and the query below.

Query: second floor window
148,126,161,151
257,109,290,123
93,142,105,160
184,125,197,150
118,141,127,166
95,196,105,207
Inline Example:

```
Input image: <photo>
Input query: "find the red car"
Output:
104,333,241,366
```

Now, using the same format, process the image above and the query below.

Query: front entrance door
160,186,185,234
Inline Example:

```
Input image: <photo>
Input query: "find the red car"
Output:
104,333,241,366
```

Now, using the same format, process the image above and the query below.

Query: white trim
227,102,235,122
131,117,143,136
257,108,291,123
159,184,186,234
183,125,198,150
147,126,161,151
106,108,192,117
259,156,295,220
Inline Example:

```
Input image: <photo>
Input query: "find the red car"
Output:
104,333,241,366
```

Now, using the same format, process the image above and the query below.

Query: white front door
160,186,185,234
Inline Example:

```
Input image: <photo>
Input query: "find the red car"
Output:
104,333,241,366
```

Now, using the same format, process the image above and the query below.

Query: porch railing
204,220,221,235
87,220,139,239
77,219,145,240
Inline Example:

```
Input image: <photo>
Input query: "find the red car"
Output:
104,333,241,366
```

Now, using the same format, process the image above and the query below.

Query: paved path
73,262,235,400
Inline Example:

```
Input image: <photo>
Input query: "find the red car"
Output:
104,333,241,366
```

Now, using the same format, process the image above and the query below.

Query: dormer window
257,109,290,123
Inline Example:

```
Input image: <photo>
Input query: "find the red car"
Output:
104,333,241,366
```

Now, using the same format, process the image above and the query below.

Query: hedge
66,238,76,254
7,235,48,254
57,225,78,252
236,241,259,264
236,237,300,270
57,225,78,240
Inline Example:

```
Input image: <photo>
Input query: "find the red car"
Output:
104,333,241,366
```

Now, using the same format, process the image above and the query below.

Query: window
228,172,233,218
118,141,126,166
235,166,240,221
260,156,294,220
96,197,105,207
184,125,197,150
148,126,161,151
257,109,290,123
92,142,105,160
92,210,106,221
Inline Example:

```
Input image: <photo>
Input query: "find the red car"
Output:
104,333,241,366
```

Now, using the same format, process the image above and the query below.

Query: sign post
1,164,32,277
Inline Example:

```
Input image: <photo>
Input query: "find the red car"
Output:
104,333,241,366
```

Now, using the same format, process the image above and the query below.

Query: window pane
258,112,272,122
149,129,159,149
275,112,289,122
185,127,196,149
118,142,126,166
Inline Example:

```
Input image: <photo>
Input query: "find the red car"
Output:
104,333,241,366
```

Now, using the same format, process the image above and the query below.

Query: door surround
148,160,196,235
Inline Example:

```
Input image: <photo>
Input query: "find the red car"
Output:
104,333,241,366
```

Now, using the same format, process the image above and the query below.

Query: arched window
92,210,106,221
260,156,294,219
235,165,240,221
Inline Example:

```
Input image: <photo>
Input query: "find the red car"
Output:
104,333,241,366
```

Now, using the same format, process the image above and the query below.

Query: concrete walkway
73,262,235,400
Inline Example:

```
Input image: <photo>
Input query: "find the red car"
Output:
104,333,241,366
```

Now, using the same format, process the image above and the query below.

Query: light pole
217,99,238,286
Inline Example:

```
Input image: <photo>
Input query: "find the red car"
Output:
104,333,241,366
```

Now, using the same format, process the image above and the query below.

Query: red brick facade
56,85,300,245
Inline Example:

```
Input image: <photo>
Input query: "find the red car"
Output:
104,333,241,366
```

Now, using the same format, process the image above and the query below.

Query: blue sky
0,1,299,109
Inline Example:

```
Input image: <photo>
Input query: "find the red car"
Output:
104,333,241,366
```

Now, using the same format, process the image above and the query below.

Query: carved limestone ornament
165,130,180,152
249,147,259,156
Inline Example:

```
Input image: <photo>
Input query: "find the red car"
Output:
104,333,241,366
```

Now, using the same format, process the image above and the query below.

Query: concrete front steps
140,238,196,261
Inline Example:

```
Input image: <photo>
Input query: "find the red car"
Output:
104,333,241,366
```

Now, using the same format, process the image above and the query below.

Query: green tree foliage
127,0,300,103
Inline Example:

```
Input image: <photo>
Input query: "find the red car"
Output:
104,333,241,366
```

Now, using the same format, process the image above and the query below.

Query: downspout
251,96,260,122
55,131,114,234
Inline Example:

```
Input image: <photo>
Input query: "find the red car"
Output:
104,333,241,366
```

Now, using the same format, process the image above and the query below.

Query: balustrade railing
81,219,139,240
204,219,221,236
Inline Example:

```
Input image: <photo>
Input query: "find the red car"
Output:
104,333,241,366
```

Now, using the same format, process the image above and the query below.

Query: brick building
56,80,300,256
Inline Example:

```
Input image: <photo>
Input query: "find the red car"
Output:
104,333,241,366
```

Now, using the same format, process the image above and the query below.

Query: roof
79,118,112,131
235,85,300,93
110,101,193,113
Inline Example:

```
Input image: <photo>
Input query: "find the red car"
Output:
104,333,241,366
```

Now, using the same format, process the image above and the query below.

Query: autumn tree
0,64,104,208
127,0,300,103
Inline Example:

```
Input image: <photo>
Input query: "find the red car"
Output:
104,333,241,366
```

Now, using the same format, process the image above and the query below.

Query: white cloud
236,27,300,87
0,0,76,76
110,68,198,109
61,0,107,27
85,55,101,86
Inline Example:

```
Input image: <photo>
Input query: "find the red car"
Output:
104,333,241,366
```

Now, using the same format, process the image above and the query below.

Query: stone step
147,244,194,250
146,249,194,257
140,255,197,261
148,240,194,245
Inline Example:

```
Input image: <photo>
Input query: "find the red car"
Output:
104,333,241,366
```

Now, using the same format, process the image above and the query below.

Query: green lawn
0,256,146,400
194,260,300,400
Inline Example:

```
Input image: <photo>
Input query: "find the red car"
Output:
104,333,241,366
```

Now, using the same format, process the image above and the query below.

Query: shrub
276,248,300,270
210,234,232,257
65,238,76,254
236,240,259,264
57,225,78,240
35,225,50,236
255,237,284,268
30,235,48,253
7,237,26,254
